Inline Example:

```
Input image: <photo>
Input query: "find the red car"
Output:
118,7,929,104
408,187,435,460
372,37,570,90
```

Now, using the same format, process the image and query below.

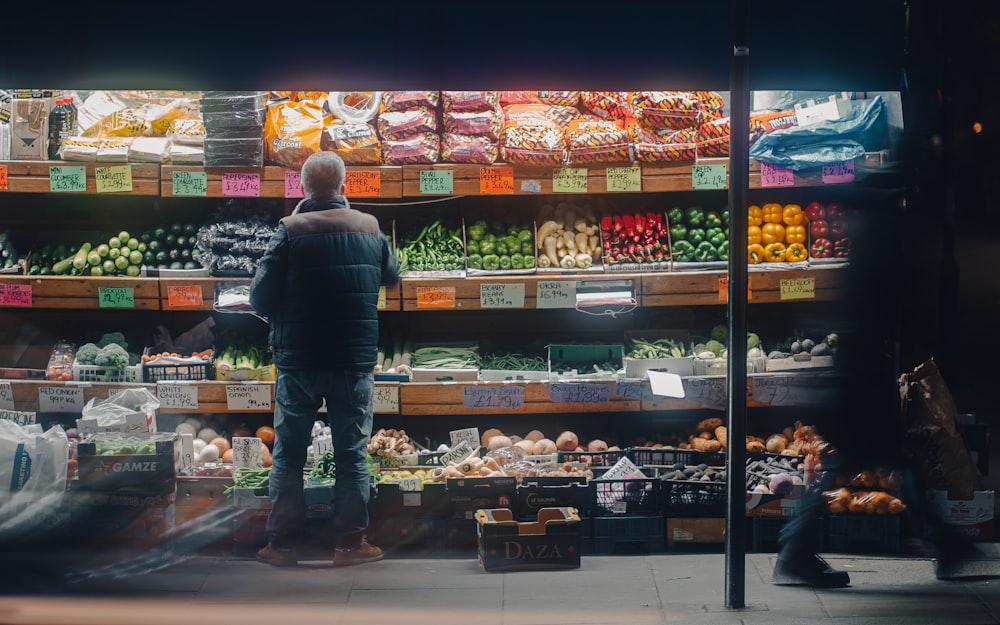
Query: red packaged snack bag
381,133,440,164
440,133,498,165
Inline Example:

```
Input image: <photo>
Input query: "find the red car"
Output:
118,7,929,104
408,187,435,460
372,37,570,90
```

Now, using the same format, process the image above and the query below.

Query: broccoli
75,342,101,365
97,332,128,351
94,343,130,369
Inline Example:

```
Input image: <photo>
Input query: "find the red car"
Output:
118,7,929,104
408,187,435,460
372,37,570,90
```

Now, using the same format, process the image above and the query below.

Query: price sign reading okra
226,384,272,411
462,385,525,409
172,171,208,196
0,381,14,410
0,409,35,426
549,382,611,403
156,382,199,409
480,283,525,309
535,281,576,309
373,385,399,413
0,283,32,307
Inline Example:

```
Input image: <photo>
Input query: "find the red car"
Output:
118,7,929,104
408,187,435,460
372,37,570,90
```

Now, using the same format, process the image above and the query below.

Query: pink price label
821,160,855,184
759,161,795,187
284,171,303,198
222,173,261,196
0,283,32,307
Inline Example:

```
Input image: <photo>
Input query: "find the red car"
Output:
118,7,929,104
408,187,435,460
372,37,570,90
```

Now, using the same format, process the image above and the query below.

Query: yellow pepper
761,222,785,245
762,202,783,224
763,242,787,262
748,225,762,245
782,203,804,226
748,204,763,226
786,242,808,262
784,224,807,244
748,243,765,264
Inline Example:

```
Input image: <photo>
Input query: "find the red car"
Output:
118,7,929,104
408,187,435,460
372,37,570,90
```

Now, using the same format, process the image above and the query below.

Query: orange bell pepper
748,204,763,226
748,225,762,245
748,243,765,264
784,224,807,244
761,222,785,244
786,242,808,262
763,242,787,262
782,203,804,226
762,202,783,224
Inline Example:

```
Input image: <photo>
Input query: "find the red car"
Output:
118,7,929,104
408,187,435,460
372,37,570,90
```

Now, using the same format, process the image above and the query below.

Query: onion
197,427,219,443
524,429,545,443
587,439,609,452
175,422,197,436
556,431,579,452
197,443,220,463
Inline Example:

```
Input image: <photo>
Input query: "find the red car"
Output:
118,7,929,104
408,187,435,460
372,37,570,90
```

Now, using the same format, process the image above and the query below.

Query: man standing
250,151,399,567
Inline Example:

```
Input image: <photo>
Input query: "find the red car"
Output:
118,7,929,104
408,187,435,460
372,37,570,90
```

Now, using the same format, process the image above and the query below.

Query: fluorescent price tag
167,285,203,307
821,160,855,184
462,385,525,409
480,283,525,309
779,277,815,300
38,386,83,412
377,285,387,310
49,166,86,192
232,436,263,469
0,283,32,307
416,286,456,309
345,170,380,197
226,384,272,410
549,382,611,403
172,171,208,196
156,382,199,409
606,167,641,192
718,277,751,302
692,164,727,189
373,385,399,413
419,170,453,194
759,161,795,187
222,172,261,197
479,166,514,194
0,409,35,426
553,168,588,193
0,381,14,410
0,165,7,190
535,281,576,309
449,427,480,449
284,170,303,198
94,165,133,193
98,287,134,308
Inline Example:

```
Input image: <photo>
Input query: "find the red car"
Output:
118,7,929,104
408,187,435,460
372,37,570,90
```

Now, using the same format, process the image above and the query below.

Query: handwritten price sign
373,385,399,413
685,377,728,410
95,165,133,193
284,170,303,198
0,283,32,307
38,386,83,412
479,166,514,194
535,281,576,309
419,170,454,194
480,283,525,309
0,381,14,410
49,166,87,192
462,385,525,409
222,173,261,197
167,285,203,307
226,384,272,411
345,170,381,197
779,277,815,300
0,164,8,191
416,286,456,309
232,436,263,469
692,163,728,189
172,171,208,196
821,160,855,184
553,168,588,193
752,376,802,406
98,287,134,308
606,167,641,192
760,161,795,187
0,409,35,426
549,382,611,403
156,383,199,409
613,379,655,402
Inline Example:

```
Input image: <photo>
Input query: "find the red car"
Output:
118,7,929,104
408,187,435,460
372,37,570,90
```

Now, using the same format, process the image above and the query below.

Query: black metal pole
724,0,750,610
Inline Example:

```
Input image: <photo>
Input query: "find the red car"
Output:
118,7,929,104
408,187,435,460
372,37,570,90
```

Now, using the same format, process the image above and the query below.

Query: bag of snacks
382,91,440,112
565,118,632,165
580,91,633,121
263,99,325,168
499,91,581,107
629,91,701,131
376,107,438,141
440,133,498,165
381,132,440,164
442,91,500,113
443,106,503,141
629,125,696,163
320,122,381,165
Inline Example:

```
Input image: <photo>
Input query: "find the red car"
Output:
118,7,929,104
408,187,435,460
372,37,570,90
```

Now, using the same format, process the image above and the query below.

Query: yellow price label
779,277,815,300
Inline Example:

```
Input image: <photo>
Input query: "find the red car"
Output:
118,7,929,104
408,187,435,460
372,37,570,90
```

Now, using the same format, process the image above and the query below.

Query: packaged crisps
169,118,206,145
579,91,633,120
442,91,500,113
381,132,440,164
499,91,581,107
667,116,731,158
147,98,198,136
443,105,503,141
502,103,583,130
95,137,134,162
382,91,441,112
629,125,696,163
264,99,325,169
128,136,171,163
376,107,438,141
749,109,797,144
565,118,632,165
694,91,726,121
629,91,701,131
82,107,149,138
500,123,566,166
440,133,498,165
320,122,381,165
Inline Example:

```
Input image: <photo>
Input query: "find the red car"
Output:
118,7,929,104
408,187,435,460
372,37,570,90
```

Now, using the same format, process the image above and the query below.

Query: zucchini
70,242,92,271
52,246,85,275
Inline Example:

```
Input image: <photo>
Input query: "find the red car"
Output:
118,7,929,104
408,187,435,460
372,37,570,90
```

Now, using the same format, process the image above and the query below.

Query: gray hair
300,152,346,198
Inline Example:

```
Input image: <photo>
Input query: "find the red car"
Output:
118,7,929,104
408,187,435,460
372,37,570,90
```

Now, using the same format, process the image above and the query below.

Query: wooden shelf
0,162,160,195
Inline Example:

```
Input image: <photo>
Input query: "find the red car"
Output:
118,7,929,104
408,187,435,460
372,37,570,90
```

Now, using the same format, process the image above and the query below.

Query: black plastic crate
662,479,726,517
142,361,213,382
588,515,665,554
593,476,661,516
516,477,593,519
557,448,627,467
629,447,724,467
373,482,450,519
369,517,447,553
825,513,901,554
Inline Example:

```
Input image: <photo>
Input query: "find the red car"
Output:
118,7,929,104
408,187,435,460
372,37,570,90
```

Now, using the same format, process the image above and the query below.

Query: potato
524,429,545,443
487,435,513,451
533,438,557,455
481,428,504,446
556,431,579,451
766,434,788,454
587,439,608,452
513,439,535,455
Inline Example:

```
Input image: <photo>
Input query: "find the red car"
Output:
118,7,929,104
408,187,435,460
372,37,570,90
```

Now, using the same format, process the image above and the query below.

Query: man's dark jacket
249,196,399,370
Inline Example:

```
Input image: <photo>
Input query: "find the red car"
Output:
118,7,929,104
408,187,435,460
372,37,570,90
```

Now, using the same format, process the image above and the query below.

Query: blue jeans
266,368,374,550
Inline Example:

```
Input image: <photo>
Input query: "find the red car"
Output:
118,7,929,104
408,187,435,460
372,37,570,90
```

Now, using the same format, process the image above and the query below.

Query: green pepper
717,240,729,261
520,241,534,256
694,240,718,262
466,240,480,255
504,235,520,254
467,253,483,269
671,240,695,262
495,241,509,256
480,239,496,255
687,228,706,245
499,255,512,270
685,206,705,227
704,211,723,229
510,253,524,269
482,254,500,271
523,254,536,268
721,208,730,227
669,223,688,242
706,227,726,247
517,228,533,243
467,223,486,242
667,206,684,225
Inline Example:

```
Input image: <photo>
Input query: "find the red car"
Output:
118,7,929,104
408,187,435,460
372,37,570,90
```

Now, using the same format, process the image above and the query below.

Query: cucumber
52,246,84,275
71,242,92,270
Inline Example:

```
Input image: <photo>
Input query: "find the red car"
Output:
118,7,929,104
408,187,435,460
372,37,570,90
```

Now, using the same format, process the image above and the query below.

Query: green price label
98,287,135,308
553,168,588,193
419,170,453,194
692,164,728,189
606,166,641,192
49,166,87,192
172,171,208,196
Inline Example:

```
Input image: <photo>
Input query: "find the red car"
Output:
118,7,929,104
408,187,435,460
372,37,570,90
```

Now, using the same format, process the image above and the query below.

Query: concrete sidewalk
2,549,1000,625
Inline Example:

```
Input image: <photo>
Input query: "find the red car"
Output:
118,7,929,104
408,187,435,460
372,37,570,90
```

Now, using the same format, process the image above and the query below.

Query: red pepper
611,246,621,257
634,213,645,237
829,219,848,239
601,216,612,232
603,238,613,252
825,202,846,220
833,237,851,257
627,241,637,257
804,201,825,221
612,216,624,235
622,214,636,241
810,219,830,239
810,237,833,258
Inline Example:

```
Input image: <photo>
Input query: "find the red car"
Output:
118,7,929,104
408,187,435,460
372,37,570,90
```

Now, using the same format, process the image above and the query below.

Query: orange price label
416,286,456,309
0,165,7,191
718,276,752,302
167,285,204,307
479,166,514,194
345,170,381,197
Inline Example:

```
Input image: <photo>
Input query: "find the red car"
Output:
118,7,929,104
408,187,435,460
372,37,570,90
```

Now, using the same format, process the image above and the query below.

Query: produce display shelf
0,275,161,310
0,161,161,195
640,265,846,307
399,380,639,416
159,165,403,198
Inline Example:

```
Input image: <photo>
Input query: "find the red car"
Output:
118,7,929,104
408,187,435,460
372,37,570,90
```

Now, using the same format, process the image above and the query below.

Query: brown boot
334,540,384,567
257,543,298,567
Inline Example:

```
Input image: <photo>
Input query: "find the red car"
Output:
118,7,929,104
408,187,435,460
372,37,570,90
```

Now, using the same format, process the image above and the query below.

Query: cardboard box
447,476,517,521
745,491,801,517
666,517,726,549
476,507,581,571
75,439,176,493
216,363,276,381
926,490,995,541
9,96,49,160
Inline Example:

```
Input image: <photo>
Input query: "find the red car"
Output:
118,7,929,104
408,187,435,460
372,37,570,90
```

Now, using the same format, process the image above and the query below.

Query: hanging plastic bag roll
327,92,381,123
